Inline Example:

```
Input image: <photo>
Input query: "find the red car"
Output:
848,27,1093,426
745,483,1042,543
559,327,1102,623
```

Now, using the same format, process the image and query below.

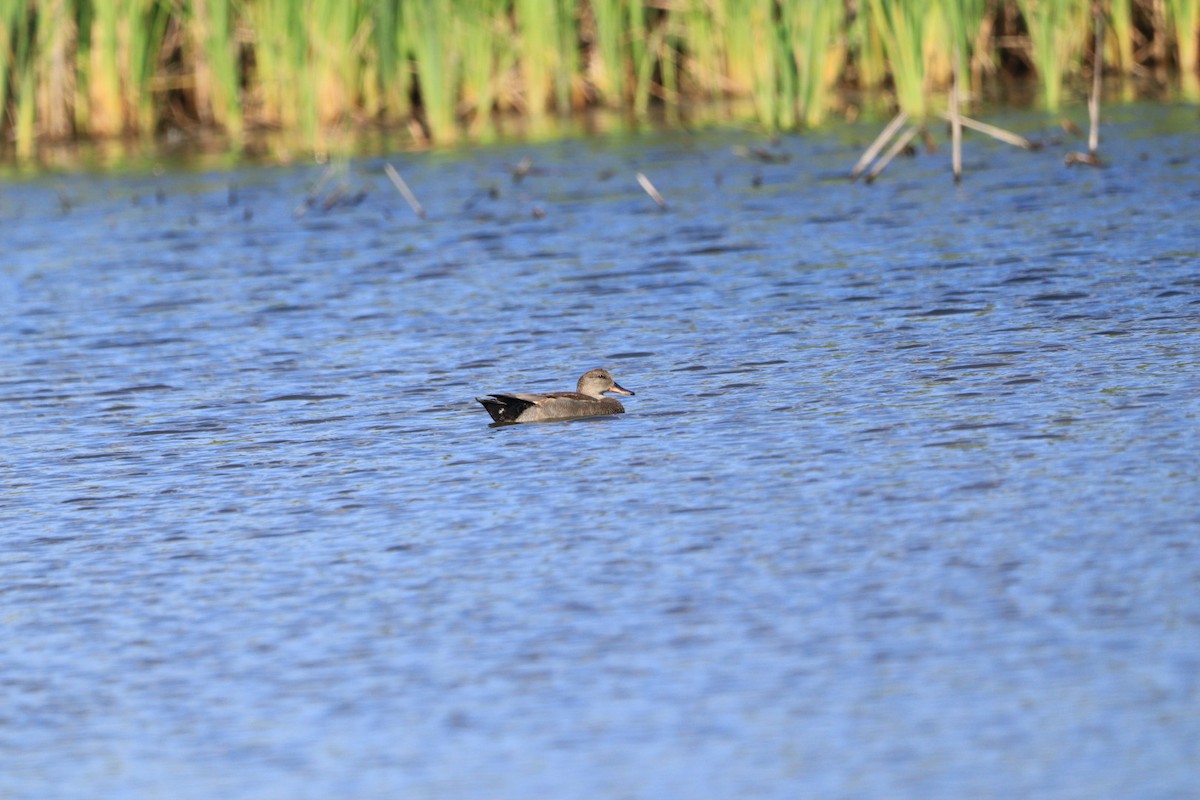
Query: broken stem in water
865,125,920,183
935,112,1034,150
951,45,963,183
851,111,908,180
385,163,426,218
1066,3,1104,167
1089,1,1102,156
636,172,667,209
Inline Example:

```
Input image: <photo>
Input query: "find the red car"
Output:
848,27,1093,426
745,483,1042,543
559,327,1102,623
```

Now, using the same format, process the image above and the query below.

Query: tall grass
1166,0,1200,77
868,0,930,119
192,0,244,141
516,0,555,117
1,0,1195,161
681,0,721,101
457,1,505,133
405,0,456,141
1016,0,1090,112
35,0,72,141
248,0,310,135
1109,0,1134,72
777,0,845,128
589,0,626,104
628,0,656,116
941,0,987,104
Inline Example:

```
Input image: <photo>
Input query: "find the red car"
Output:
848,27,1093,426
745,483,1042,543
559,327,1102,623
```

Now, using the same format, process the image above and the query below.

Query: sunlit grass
941,0,987,105
1016,0,1090,112
1166,0,1199,76
0,0,1193,161
868,0,930,119
191,0,242,139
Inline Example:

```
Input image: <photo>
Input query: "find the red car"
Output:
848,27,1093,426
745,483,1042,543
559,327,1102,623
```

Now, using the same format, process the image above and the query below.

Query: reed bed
1,0,1196,160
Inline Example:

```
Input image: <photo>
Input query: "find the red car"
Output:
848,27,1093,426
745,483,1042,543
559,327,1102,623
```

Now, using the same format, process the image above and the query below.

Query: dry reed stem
1065,2,1103,167
951,45,962,183
935,112,1034,150
385,163,426,218
1088,2,1101,156
636,172,666,209
865,124,920,183
851,111,908,180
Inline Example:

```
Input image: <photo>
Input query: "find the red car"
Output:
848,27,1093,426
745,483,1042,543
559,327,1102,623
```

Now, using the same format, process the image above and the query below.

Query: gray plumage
476,368,635,424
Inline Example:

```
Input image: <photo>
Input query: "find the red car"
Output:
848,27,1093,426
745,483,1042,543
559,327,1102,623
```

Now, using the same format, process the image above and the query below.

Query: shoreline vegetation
1,0,1197,164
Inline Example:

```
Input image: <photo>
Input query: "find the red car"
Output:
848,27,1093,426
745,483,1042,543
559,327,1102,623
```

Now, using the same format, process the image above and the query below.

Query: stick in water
851,111,908,180
951,45,963,183
1066,3,1103,167
384,163,426,218
865,125,920,183
937,112,1034,150
636,172,666,209
1088,0,1102,157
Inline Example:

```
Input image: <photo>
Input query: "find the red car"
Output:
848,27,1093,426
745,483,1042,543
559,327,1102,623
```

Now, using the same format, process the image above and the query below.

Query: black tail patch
476,394,535,424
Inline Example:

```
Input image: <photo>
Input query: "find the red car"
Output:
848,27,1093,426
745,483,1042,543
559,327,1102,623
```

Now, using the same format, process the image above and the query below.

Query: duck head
577,368,635,399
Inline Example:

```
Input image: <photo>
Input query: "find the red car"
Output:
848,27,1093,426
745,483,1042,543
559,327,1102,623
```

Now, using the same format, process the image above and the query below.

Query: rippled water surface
3,104,1198,799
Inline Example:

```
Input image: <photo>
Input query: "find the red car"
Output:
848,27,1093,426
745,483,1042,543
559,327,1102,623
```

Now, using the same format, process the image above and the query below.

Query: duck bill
609,382,635,396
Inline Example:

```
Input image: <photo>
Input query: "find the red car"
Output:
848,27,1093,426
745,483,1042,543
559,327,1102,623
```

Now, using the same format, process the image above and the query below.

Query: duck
476,368,635,424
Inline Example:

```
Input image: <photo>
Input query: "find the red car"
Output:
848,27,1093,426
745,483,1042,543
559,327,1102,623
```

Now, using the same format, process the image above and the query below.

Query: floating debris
510,156,534,182
732,145,790,164
1065,152,1103,167
295,164,335,217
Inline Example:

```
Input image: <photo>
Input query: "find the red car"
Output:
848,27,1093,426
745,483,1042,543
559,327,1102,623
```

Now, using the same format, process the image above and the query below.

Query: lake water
2,103,1198,799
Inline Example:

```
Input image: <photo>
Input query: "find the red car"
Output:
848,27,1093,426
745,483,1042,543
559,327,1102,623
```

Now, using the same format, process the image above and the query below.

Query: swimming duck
476,368,635,424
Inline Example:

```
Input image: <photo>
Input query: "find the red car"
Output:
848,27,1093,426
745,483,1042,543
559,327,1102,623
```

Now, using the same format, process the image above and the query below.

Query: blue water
2,103,1198,799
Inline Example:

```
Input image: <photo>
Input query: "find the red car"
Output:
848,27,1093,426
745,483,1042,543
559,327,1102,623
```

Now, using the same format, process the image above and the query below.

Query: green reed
248,0,309,133
35,0,72,141
0,0,1195,161
0,0,15,127
941,0,986,103
86,0,123,136
1109,0,1134,72
589,0,626,104
1166,0,1199,77
681,0,722,101
1,0,29,157
516,0,555,117
1016,0,1090,112
457,1,505,134
364,0,398,120
868,0,930,119
628,0,655,115
405,0,456,141
191,0,243,138
781,0,845,128
308,0,362,126
848,3,887,90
